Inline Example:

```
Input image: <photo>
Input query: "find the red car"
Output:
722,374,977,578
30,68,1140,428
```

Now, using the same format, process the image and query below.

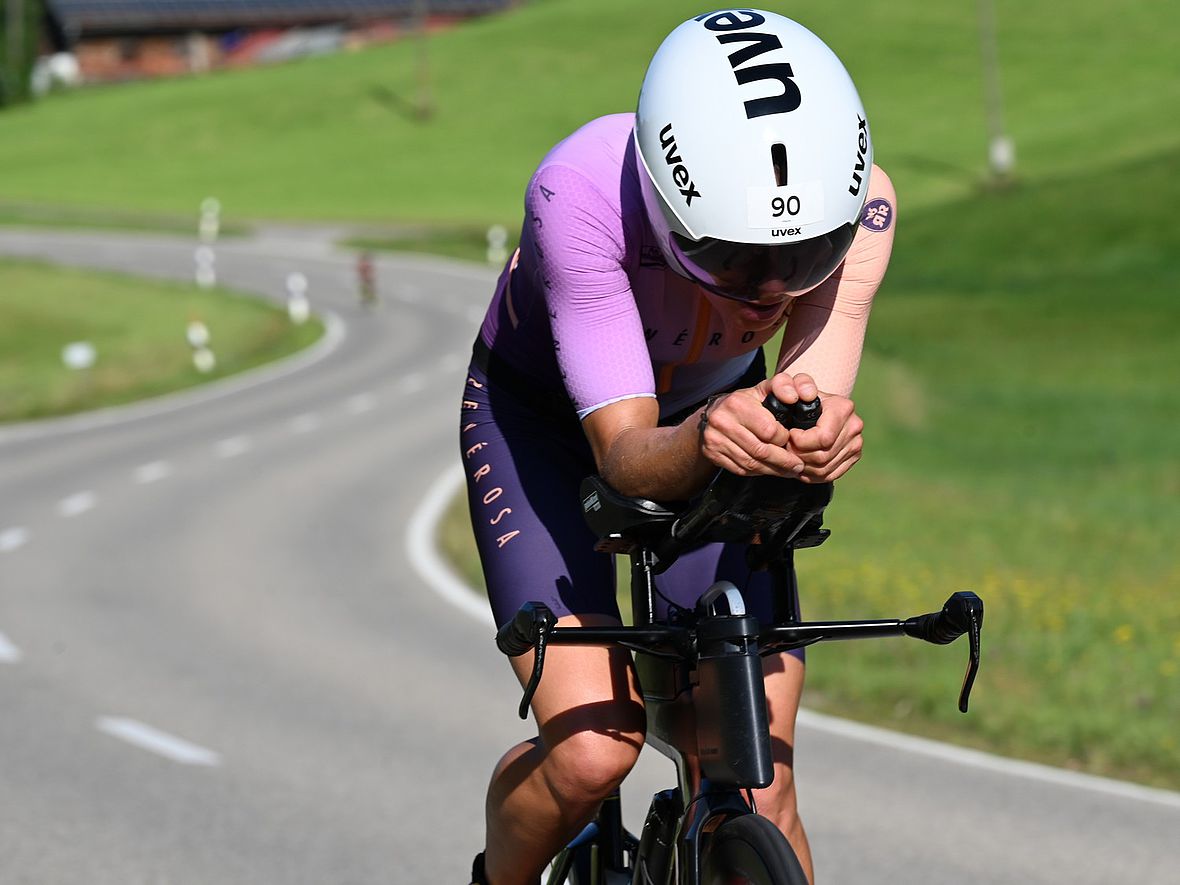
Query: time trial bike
496,395,984,884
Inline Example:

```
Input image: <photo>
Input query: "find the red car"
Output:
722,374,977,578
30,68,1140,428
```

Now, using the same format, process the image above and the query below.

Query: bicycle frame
503,467,983,885
538,540,975,885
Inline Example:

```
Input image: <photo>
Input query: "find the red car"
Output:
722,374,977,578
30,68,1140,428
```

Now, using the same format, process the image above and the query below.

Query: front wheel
698,814,808,885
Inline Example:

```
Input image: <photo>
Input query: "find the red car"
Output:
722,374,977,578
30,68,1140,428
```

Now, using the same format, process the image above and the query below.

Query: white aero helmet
635,9,871,301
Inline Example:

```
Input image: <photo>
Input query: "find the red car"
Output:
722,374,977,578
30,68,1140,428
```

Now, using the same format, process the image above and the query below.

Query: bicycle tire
698,814,808,885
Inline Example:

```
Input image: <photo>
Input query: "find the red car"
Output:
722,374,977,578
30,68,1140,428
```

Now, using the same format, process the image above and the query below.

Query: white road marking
796,709,1180,809
405,463,493,626
215,436,251,459
96,717,221,767
134,460,173,484
345,392,376,414
57,491,97,518
0,631,22,663
290,412,320,434
0,527,29,553
408,466,1180,806
399,373,426,395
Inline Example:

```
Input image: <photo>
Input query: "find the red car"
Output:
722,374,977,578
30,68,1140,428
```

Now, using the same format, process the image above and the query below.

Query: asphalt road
1,229,1177,884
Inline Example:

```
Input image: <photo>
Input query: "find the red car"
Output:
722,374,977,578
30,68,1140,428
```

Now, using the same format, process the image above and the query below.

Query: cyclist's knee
543,725,644,801
756,764,801,826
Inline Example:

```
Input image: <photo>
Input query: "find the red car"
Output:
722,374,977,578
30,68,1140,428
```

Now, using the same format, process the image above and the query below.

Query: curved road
0,229,1176,884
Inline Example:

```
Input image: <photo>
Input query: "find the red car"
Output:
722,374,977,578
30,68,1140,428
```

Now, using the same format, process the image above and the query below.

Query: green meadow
1,0,1177,785
0,259,322,422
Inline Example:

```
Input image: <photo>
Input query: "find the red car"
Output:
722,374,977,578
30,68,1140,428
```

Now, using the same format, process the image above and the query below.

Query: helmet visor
670,223,857,301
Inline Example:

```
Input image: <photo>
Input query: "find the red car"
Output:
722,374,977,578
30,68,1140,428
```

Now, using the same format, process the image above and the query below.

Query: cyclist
461,10,895,883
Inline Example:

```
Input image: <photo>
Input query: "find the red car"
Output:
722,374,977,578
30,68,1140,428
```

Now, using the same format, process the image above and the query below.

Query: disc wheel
698,814,808,885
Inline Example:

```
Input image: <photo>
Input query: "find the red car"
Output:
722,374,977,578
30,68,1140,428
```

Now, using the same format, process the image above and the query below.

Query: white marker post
186,320,216,373
62,340,97,401
286,271,310,325
194,245,216,289
199,197,221,244
486,224,508,266
61,341,96,371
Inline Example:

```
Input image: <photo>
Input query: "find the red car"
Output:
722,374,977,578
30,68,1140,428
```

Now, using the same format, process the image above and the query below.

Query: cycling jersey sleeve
526,164,657,418
775,164,897,396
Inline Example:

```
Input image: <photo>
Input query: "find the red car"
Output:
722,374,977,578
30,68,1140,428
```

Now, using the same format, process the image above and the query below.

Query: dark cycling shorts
458,357,804,662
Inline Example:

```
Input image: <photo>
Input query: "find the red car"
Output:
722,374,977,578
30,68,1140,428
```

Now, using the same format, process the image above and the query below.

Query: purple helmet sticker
860,198,893,232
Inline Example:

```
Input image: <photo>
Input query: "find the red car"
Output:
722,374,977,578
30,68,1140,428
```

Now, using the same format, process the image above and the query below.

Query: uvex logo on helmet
659,124,702,206
695,9,801,119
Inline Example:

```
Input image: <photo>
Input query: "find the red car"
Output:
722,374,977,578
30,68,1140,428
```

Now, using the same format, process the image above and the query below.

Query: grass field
0,1,1175,222
0,201,248,236
2,0,1178,786
0,258,323,422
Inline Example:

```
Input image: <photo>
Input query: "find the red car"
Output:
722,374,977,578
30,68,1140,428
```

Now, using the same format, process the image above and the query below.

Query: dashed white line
134,460,173,484
96,717,221,767
215,435,252,458
346,392,376,414
0,527,29,553
290,413,320,434
0,631,22,663
57,491,97,518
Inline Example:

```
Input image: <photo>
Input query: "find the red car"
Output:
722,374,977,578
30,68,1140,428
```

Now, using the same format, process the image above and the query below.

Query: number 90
771,195,801,218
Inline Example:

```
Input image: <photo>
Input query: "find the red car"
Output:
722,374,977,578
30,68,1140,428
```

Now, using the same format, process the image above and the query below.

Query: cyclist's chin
710,295,791,330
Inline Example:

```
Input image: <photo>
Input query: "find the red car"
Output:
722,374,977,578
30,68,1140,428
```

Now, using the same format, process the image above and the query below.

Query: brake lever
518,617,555,720
957,593,984,713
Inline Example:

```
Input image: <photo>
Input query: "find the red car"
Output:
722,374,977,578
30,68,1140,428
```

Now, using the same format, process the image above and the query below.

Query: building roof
46,1,510,36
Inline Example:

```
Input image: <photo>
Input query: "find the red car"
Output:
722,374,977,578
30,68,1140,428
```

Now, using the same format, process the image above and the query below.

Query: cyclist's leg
656,544,814,882
486,615,645,884
461,367,646,885
755,650,814,883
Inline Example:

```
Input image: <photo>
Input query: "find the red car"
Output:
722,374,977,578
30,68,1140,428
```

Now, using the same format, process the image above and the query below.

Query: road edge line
409,467,1180,807
796,709,1180,808
406,462,494,627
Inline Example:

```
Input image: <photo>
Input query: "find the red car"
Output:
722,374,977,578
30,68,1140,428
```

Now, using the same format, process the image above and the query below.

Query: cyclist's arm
775,165,896,396
582,374,813,501
768,165,896,482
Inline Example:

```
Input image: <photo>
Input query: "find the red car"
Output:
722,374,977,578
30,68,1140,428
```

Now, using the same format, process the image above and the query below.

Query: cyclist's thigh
507,613,645,753
460,367,643,746
460,364,619,628
656,541,804,661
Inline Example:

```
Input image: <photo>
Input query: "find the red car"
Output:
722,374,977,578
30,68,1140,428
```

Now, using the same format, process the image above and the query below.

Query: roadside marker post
286,272,310,325
194,245,216,289
486,224,508,266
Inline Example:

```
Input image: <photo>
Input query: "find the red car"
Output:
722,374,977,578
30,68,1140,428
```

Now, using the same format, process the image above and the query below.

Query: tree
0,0,43,108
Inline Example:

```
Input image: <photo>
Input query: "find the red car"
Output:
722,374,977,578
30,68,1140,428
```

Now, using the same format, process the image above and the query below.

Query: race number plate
746,182,824,232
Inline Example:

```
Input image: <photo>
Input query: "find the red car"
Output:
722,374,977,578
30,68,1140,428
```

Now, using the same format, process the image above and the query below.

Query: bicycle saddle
580,475,679,555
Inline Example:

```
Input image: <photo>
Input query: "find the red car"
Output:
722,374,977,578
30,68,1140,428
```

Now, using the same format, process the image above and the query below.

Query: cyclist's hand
773,373,864,483
698,375,807,478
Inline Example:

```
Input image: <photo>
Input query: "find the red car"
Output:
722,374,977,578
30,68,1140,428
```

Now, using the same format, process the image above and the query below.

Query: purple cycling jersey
477,113,896,420
463,114,896,628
